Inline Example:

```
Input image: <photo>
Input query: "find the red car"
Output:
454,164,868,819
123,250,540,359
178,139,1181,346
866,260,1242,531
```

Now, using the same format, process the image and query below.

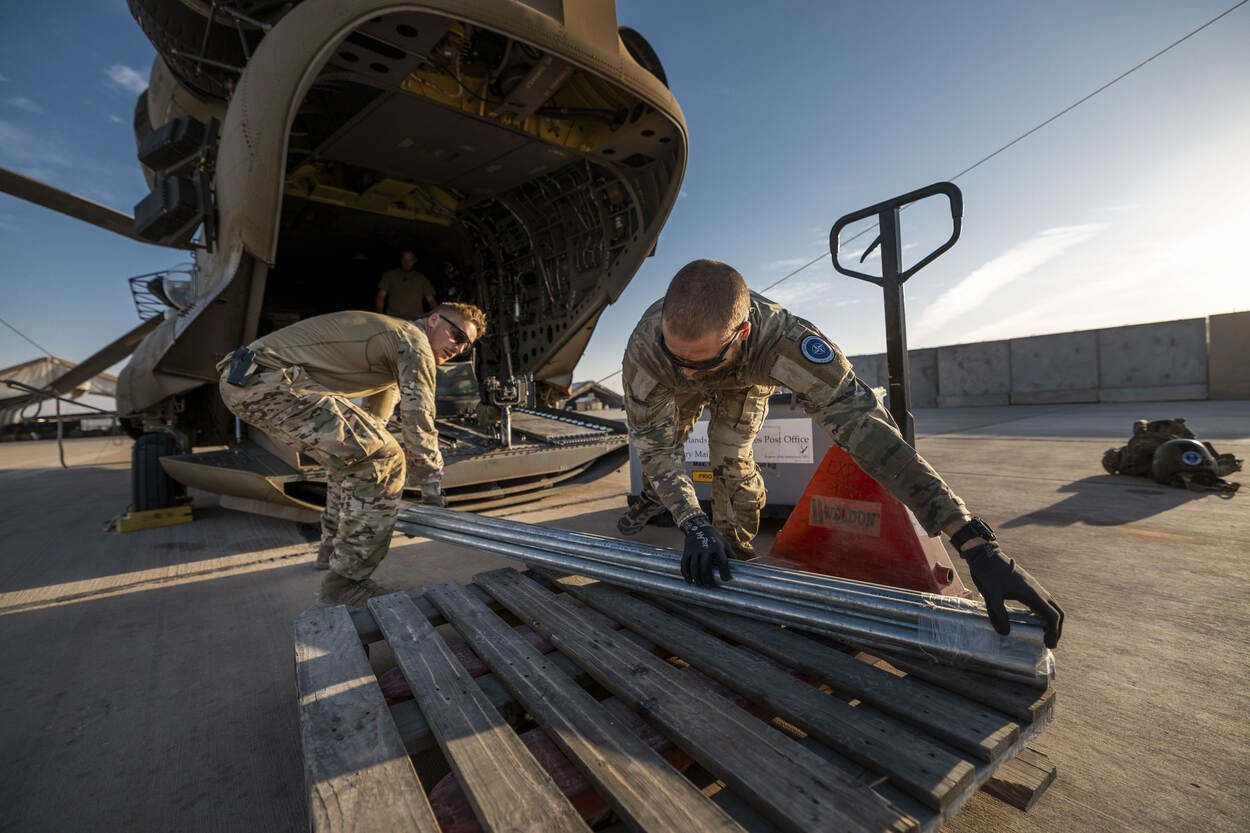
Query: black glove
421,489,448,508
961,542,1064,648
678,514,732,588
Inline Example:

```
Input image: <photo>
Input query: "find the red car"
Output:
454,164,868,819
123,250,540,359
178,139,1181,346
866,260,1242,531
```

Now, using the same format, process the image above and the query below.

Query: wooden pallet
294,568,1056,833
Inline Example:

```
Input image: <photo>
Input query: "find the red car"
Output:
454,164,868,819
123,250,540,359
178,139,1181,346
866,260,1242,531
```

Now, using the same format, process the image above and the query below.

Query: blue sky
2,0,1248,400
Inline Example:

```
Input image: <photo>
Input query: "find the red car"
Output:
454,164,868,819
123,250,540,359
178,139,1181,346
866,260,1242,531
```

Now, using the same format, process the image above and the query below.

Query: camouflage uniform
218,311,441,579
623,293,967,553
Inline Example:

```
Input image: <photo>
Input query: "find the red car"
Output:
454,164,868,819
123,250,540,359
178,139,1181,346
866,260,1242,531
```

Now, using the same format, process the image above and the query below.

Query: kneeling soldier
218,303,486,607
621,259,1062,647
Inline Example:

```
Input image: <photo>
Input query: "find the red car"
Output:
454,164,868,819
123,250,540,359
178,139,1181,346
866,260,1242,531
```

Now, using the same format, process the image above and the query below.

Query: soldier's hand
961,543,1063,648
678,514,732,587
421,489,448,508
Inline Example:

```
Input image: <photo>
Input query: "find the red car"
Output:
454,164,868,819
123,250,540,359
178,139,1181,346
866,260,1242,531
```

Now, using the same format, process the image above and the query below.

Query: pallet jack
763,182,969,594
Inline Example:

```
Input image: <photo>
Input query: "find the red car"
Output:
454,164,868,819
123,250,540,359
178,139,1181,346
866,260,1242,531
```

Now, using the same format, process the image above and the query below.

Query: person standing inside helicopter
375,249,438,318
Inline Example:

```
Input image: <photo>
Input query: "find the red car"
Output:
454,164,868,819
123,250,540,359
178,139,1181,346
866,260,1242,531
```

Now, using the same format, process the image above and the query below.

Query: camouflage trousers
219,365,405,580
639,384,770,557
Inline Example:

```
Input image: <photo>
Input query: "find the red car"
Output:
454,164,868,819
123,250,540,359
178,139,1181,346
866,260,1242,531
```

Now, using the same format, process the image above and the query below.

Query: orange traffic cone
762,445,967,595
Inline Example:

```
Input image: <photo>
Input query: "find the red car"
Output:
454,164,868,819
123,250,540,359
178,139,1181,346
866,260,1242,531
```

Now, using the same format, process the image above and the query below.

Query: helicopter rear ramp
159,406,627,520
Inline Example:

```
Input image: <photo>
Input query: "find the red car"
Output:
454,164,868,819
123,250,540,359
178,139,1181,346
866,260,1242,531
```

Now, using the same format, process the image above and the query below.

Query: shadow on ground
1000,474,1232,529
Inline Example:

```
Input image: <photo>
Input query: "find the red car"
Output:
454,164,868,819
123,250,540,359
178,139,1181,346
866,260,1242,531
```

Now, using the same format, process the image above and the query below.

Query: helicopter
1,0,687,519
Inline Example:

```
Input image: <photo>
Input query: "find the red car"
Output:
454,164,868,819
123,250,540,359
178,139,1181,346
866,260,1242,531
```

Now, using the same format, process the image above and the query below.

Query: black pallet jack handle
828,182,963,446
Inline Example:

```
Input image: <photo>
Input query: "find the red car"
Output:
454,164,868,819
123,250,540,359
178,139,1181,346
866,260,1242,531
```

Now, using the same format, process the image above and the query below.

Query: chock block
764,445,966,594
115,504,194,533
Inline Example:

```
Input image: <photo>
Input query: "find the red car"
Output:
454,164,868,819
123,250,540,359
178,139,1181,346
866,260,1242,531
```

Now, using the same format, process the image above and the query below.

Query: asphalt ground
0,400,1246,832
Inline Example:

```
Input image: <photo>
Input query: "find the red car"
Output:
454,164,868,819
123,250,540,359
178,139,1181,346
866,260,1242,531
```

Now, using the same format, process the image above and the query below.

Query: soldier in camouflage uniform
218,304,485,608
621,260,1062,647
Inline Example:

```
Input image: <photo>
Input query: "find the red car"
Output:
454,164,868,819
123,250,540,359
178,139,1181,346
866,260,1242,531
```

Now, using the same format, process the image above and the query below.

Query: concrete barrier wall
847,315,1237,407
846,348,938,407
1010,331,1099,404
1209,311,1250,400
848,353,886,389
1097,319,1208,401
937,341,1011,407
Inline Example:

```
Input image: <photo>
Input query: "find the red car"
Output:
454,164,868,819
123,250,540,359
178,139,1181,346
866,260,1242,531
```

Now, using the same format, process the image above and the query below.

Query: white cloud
0,74,8,83
0,119,73,169
837,245,880,267
108,114,123,124
105,64,147,94
8,96,42,114
912,223,1106,342
765,257,812,271
0,118,139,211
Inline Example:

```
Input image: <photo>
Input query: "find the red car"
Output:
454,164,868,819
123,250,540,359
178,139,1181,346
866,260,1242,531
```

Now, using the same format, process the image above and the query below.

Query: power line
760,0,1249,294
598,1,1248,383
0,317,54,358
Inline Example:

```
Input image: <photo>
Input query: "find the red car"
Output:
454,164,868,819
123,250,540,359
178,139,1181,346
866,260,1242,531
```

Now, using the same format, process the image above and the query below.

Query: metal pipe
398,505,1044,639
399,505,1040,629
395,516,1053,684
398,509,1047,659
401,507,930,626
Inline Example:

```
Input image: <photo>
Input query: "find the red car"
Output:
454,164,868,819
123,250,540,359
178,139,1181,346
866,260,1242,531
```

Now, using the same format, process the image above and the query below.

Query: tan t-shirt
379,268,435,319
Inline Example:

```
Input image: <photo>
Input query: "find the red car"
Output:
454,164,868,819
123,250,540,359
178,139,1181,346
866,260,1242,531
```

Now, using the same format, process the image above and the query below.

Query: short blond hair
436,302,488,340
661,259,749,340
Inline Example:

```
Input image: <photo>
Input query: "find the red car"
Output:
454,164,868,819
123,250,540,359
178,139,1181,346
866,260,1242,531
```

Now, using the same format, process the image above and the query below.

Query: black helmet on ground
1151,439,1219,486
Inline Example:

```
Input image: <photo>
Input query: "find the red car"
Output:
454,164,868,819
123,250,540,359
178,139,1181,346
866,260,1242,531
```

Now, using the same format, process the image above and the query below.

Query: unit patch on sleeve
799,334,835,364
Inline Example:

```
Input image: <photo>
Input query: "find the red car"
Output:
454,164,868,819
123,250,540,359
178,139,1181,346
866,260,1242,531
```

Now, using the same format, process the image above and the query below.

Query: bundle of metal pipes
396,504,1055,685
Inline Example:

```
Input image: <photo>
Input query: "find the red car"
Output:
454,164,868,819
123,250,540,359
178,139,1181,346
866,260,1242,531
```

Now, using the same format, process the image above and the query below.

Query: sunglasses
441,315,472,348
659,322,745,371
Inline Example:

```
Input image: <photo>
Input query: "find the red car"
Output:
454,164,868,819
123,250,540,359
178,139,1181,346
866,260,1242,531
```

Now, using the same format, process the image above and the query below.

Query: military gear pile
1102,418,1241,493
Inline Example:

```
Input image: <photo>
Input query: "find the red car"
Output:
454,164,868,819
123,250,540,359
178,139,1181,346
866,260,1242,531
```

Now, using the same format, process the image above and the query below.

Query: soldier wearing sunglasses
217,302,486,608
621,260,1062,649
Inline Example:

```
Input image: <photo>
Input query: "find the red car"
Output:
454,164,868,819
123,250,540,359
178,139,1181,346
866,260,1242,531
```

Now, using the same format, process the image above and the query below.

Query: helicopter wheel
132,433,184,511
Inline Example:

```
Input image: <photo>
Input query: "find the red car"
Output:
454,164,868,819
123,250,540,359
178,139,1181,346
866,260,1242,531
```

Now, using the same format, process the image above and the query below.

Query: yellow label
691,470,714,483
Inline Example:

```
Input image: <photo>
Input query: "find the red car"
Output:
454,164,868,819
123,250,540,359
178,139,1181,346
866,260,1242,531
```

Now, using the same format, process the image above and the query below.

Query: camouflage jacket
622,293,967,534
247,311,442,488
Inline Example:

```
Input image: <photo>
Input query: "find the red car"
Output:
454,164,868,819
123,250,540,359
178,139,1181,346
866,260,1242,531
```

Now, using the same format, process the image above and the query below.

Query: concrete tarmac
0,400,1246,832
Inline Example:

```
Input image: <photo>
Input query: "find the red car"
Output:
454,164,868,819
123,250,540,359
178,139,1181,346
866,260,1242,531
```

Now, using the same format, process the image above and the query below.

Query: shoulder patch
800,334,835,364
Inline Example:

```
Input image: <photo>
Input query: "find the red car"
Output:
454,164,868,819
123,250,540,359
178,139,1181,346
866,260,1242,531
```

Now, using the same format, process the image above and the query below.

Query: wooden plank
366,592,590,833
424,580,749,833
473,568,917,833
555,576,973,812
868,654,1054,723
388,672,524,756
349,584,497,643
293,605,440,833
659,599,1018,762
385,597,675,756
980,747,1056,811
